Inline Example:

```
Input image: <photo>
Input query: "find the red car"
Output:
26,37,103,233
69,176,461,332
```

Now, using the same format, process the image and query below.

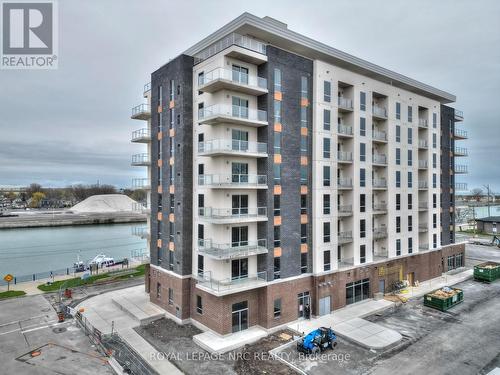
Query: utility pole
483,184,492,217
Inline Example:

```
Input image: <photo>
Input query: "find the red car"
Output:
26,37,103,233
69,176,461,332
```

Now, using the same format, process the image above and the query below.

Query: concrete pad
193,326,267,354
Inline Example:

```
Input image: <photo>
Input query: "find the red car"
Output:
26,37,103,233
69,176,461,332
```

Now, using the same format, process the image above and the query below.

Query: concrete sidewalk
76,285,182,375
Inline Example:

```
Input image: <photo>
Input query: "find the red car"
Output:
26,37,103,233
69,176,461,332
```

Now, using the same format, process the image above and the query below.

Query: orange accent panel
157,239,162,248
301,98,309,107
157,212,163,221
301,127,308,136
169,185,175,194
274,185,282,195
157,132,163,140
170,157,174,166
169,100,175,109
169,241,175,251
157,106,162,113
274,216,282,226
300,186,308,194
157,185,163,194
169,213,175,222
274,123,282,132
300,244,308,253
169,128,175,137
274,154,282,164
301,214,308,224
157,159,163,167
301,156,308,165
274,91,282,101
273,247,282,257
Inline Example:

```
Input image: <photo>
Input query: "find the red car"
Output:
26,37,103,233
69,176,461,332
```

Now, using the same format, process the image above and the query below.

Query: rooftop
476,216,500,223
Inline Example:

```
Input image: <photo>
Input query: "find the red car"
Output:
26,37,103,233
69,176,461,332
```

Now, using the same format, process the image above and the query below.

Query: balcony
337,151,353,163
132,226,149,239
454,164,468,174
418,181,428,190
418,224,429,233
418,140,428,149
198,67,268,96
338,257,354,269
131,128,151,143
373,228,388,240
372,130,387,143
373,203,387,214
455,182,468,191
418,160,428,169
372,105,387,120
338,205,353,217
198,105,268,127
454,128,468,139
132,202,150,214
455,110,464,122
338,178,353,190
198,174,267,189
338,231,353,244
418,202,428,211
131,153,150,166
454,147,468,157
418,118,428,128
143,82,151,97
198,207,268,224
197,270,267,296
132,178,150,190
419,244,429,251
337,124,353,138
372,154,387,166
131,104,151,120
373,251,389,261
338,97,353,112
198,139,268,158
373,178,387,190
197,239,268,260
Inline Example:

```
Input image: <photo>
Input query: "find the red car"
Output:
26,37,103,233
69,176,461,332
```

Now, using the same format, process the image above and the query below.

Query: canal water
0,223,147,278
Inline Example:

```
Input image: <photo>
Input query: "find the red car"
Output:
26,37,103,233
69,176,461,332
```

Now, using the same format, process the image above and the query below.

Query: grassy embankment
0,290,26,300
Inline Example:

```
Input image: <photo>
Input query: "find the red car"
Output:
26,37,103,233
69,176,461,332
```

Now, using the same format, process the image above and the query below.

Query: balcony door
232,162,248,183
232,226,248,248
231,301,248,333
232,195,249,216
232,96,249,118
231,257,248,280
232,129,249,152
232,65,249,85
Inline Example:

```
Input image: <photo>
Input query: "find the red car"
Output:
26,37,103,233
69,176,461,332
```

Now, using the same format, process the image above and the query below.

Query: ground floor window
298,291,311,318
274,299,281,318
447,253,464,270
232,301,248,333
346,278,370,305
196,295,203,314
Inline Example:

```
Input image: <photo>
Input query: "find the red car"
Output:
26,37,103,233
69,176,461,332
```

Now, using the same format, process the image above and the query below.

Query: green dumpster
474,262,500,283
424,287,463,311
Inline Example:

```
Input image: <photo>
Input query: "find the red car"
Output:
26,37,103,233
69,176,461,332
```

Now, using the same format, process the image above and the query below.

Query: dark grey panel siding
440,104,455,245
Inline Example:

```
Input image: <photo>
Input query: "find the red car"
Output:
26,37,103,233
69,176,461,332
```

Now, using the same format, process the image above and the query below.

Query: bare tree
470,188,483,202
26,183,43,198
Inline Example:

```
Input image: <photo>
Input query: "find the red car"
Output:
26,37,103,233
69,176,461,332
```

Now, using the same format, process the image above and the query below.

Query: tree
29,192,46,208
470,188,483,202
26,183,42,198
129,189,146,202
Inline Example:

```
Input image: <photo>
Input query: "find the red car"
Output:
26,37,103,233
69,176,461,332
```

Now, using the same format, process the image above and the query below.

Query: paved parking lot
0,295,113,375
277,278,500,375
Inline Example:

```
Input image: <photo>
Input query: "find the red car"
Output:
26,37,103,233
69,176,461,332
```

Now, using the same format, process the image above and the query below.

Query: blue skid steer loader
297,327,337,355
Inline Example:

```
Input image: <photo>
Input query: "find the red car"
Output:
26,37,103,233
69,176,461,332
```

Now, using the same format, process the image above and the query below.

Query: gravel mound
71,194,137,213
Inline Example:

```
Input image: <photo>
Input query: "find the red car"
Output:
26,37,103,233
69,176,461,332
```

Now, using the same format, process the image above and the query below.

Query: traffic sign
3,274,13,283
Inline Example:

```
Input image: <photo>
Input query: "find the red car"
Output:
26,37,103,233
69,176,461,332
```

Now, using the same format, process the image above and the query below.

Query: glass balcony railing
372,154,387,165
418,181,428,189
194,33,267,64
338,124,353,136
454,147,468,156
143,82,151,95
373,228,388,239
197,239,268,260
373,178,387,188
338,178,353,189
418,140,428,149
338,205,353,215
418,160,428,169
131,178,150,190
198,174,267,188
455,182,468,191
372,105,387,118
198,139,267,156
418,224,429,232
199,67,267,90
418,118,428,128
197,270,267,293
131,153,150,165
419,202,429,210
454,128,468,139
131,128,150,142
338,231,353,244
372,130,387,142
337,151,353,162
373,203,387,212
454,165,468,174
419,244,429,251
198,207,267,221
199,105,267,124
338,97,353,110
131,103,151,119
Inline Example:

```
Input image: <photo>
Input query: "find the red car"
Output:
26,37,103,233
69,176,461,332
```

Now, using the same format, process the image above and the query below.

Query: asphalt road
465,242,500,266
0,295,114,375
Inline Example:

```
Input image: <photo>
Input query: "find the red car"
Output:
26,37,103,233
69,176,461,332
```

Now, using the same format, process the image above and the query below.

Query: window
156,283,161,298
231,258,249,280
360,92,366,111
300,136,307,153
274,100,282,124
408,128,412,144
274,226,281,247
198,254,204,276
301,107,307,129
301,223,307,244
433,213,437,228
360,117,366,136
301,252,308,274
408,193,413,209
232,97,249,118
323,194,330,215
408,216,413,231
433,173,437,188
274,132,282,154
408,238,413,254
301,76,308,99
408,171,412,188
346,278,370,305
396,102,401,119
360,245,366,264
324,222,331,243
396,216,401,233
274,164,281,184
274,195,280,216
301,194,307,214
360,219,366,238
396,125,401,142
323,138,331,158
273,299,281,318
433,234,437,248
396,194,401,210
169,80,175,101
300,166,307,185
274,256,280,279
408,150,413,166
433,193,437,208
396,171,401,188
433,113,437,128
360,143,366,161
408,106,413,122
396,148,401,165
433,133,437,148
324,250,331,271
168,250,174,271
360,168,366,187
196,295,203,314
198,72,204,86
324,109,331,130
168,288,174,305
396,239,401,256
323,166,330,186
432,153,437,168
274,68,282,92
324,81,331,102
360,194,366,212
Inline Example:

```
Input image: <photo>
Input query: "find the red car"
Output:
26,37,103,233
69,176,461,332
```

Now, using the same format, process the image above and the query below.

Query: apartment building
131,13,466,336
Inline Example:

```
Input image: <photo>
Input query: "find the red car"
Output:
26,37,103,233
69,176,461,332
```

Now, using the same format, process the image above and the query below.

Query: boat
89,254,115,268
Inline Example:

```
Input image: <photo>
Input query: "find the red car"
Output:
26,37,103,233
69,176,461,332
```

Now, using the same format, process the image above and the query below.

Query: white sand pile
71,194,137,213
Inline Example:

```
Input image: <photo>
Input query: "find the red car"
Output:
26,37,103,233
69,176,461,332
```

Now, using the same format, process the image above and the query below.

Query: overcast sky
0,0,499,192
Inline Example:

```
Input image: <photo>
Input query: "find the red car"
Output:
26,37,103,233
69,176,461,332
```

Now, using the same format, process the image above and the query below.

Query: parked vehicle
297,327,337,355
89,254,115,268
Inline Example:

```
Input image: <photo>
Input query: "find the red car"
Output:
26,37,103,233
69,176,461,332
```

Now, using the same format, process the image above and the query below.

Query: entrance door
232,129,249,152
232,65,249,85
379,279,385,294
298,291,310,318
232,195,249,216
232,162,249,183
232,97,249,118
319,296,331,316
231,301,248,333
232,226,248,247
231,258,248,280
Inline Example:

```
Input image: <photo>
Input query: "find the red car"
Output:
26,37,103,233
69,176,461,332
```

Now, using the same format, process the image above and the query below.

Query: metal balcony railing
338,257,354,269
372,154,387,165
131,178,150,190
455,182,468,191
132,202,149,213
338,205,353,215
454,165,468,174
198,174,267,187
372,130,387,142
199,207,267,220
418,181,428,189
131,128,151,142
193,33,267,64
199,105,267,123
455,110,464,121
199,67,267,90
338,124,353,136
454,128,468,138
132,226,149,238
338,178,353,189
372,105,387,118
418,118,428,128
454,147,468,156
143,82,151,94
131,103,151,118
373,178,387,188
338,231,353,243
373,228,388,239
418,160,428,169
198,139,267,156
418,139,428,149
197,239,268,260
338,97,353,110
337,151,353,162
131,153,150,165
419,244,429,251
418,224,429,232
373,203,387,212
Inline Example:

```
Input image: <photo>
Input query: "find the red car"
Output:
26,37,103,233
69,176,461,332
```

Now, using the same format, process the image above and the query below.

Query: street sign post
3,274,14,291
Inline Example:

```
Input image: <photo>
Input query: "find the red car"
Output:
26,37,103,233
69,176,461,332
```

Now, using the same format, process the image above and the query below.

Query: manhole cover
53,327,67,334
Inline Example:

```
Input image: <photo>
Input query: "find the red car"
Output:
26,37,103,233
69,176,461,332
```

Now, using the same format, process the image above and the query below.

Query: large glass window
324,250,331,271
324,109,331,130
360,117,366,136
346,278,370,305
360,92,366,111
324,81,331,102
323,138,331,158
323,166,331,186
232,301,248,333
360,168,366,187
396,102,401,119
360,143,366,162
323,222,331,243
274,69,282,92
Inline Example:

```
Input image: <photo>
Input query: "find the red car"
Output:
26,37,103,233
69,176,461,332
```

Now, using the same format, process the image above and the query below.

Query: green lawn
37,264,147,292
0,290,26,300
